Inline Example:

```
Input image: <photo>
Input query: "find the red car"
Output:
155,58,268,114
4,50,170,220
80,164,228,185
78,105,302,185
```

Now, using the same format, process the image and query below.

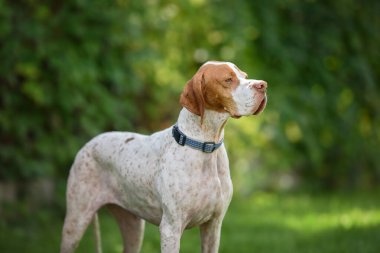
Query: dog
60,61,267,253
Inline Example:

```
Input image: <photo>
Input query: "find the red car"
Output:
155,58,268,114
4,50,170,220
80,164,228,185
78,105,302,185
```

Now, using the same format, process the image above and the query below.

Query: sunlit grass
247,193,380,232
220,192,380,253
1,192,380,253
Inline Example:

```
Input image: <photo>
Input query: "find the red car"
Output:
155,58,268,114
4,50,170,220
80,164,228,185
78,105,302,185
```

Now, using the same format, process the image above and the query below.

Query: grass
1,192,380,253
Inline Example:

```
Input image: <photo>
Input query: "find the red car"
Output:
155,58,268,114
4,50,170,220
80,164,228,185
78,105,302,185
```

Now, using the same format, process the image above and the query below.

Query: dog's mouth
226,95,267,118
231,114,242,119
253,96,267,115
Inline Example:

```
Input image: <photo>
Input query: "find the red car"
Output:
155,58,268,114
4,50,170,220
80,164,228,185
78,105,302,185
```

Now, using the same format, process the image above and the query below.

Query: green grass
1,192,380,253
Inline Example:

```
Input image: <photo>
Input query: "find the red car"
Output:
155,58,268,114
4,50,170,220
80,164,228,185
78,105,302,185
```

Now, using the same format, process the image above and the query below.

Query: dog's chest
185,173,225,228
160,148,232,228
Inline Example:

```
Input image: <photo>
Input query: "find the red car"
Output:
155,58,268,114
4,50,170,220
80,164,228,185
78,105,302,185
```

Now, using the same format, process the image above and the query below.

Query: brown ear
180,71,205,123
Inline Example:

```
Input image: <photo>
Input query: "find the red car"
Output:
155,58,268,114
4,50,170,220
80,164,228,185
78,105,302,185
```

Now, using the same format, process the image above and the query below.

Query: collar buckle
202,142,216,153
172,124,223,153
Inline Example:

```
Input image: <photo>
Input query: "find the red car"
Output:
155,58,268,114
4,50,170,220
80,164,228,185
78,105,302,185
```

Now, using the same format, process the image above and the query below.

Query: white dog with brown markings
60,61,267,253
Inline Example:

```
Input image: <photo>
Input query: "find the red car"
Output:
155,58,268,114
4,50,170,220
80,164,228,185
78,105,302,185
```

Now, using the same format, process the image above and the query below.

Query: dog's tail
93,213,103,253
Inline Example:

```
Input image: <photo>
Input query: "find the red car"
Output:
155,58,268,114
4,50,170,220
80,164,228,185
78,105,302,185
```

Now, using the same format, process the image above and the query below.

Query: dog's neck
177,108,229,143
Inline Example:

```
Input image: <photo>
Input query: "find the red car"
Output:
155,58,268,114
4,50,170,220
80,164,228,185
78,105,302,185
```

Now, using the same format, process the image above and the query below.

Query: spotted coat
60,61,268,253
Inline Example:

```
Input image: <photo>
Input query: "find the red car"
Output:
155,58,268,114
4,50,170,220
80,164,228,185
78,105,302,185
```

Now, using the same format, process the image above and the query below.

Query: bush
0,0,379,191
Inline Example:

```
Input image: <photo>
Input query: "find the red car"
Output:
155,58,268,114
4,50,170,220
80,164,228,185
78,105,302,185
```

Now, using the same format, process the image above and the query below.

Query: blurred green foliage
0,0,379,191
230,0,380,191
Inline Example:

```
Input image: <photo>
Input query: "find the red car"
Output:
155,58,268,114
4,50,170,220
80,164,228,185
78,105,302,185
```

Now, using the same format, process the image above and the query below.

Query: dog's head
180,61,267,121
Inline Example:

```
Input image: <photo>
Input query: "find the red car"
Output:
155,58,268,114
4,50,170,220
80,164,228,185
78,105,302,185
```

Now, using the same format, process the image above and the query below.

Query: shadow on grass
299,224,380,253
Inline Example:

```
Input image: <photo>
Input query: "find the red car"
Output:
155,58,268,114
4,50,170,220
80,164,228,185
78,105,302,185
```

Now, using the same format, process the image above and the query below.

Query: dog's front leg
200,218,223,253
159,214,182,253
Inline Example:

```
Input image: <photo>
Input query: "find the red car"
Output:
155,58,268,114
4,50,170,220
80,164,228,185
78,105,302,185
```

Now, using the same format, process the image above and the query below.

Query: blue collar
172,124,224,153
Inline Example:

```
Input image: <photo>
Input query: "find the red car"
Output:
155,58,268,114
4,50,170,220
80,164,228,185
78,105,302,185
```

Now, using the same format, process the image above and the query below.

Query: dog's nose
251,80,267,92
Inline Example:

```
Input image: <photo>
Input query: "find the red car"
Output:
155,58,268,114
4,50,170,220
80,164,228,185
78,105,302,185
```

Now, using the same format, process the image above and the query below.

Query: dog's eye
225,78,233,84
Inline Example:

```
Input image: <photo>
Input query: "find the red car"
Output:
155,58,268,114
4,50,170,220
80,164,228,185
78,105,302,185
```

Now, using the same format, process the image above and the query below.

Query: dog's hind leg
60,157,108,253
108,204,145,253
60,207,99,253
